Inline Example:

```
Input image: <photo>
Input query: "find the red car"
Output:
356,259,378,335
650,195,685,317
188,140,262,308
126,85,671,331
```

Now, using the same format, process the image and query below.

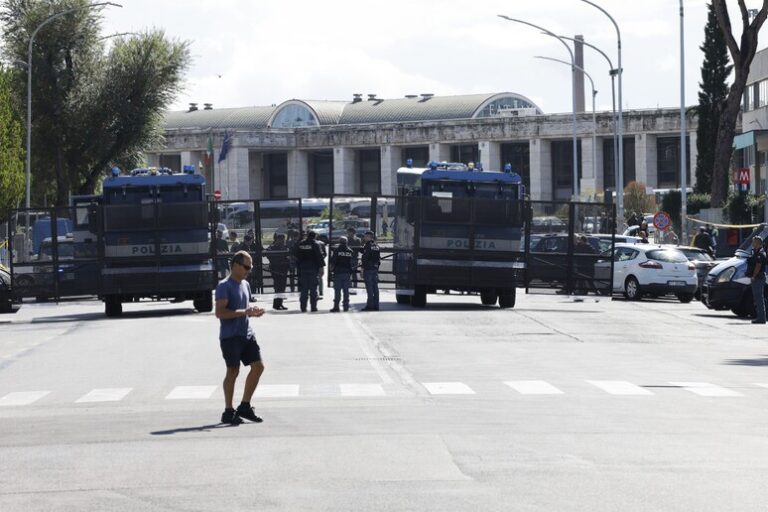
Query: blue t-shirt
215,277,254,340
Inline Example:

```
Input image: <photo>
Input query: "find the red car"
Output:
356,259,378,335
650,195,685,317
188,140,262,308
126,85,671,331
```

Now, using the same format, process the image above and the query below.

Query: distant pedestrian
627,213,639,227
214,230,230,279
574,235,596,294
265,233,289,310
215,250,266,425
747,236,766,324
329,236,354,312
693,226,714,257
228,231,240,252
292,230,325,312
346,227,362,290
382,219,389,237
361,230,381,311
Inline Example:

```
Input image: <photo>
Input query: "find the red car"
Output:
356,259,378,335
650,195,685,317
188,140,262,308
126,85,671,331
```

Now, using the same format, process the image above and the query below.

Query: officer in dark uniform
329,236,354,312
361,230,381,311
265,233,290,310
292,230,325,312
747,236,766,324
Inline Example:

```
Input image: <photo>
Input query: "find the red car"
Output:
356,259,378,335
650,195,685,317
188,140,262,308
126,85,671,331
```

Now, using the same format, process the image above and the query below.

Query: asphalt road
1,290,767,512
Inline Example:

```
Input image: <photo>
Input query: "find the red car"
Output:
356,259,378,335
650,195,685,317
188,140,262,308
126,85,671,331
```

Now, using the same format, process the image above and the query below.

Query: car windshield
646,249,688,263
679,248,714,262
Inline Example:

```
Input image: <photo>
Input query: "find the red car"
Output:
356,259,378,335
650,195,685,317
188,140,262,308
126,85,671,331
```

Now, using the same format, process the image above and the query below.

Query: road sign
736,168,750,185
213,190,222,200
653,211,671,231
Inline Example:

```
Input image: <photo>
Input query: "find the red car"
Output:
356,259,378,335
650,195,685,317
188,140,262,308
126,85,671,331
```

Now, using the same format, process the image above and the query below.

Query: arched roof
161,93,543,130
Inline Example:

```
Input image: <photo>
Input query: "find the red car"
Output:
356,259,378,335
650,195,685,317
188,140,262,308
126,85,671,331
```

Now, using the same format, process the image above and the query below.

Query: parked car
527,234,601,287
701,224,768,317
672,246,718,300
531,216,567,234
594,243,697,302
0,265,12,313
592,234,641,253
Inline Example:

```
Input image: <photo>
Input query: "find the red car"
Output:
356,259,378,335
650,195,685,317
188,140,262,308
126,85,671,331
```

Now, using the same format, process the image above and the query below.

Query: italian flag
204,132,213,166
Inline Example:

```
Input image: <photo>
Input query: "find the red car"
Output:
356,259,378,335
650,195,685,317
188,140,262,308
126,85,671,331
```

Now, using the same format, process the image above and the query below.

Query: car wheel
480,290,498,306
624,276,641,301
395,294,411,305
731,292,753,318
194,293,213,313
411,286,427,308
498,288,516,309
677,293,694,303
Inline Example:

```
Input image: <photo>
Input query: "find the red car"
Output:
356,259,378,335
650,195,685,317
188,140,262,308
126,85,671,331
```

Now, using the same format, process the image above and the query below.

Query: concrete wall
529,138,552,201
635,133,658,188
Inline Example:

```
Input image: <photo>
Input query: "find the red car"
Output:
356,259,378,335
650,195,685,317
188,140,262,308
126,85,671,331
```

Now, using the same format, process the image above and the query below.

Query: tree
696,1,732,194
0,66,24,222
0,0,190,206
622,181,655,220
710,0,768,207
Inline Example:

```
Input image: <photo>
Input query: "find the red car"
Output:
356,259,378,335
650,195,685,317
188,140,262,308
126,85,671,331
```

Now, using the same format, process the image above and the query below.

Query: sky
99,0,765,115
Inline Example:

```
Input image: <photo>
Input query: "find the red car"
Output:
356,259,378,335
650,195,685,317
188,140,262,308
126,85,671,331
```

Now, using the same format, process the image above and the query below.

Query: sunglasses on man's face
237,261,252,271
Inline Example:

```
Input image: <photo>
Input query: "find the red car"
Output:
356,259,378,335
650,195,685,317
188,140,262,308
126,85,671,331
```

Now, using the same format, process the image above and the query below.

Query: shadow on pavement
30,308,199,323
723,356,768,366
150,423,240,436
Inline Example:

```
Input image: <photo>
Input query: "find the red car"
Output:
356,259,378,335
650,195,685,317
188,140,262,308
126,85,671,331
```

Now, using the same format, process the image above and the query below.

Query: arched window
474,96,539,118
271,103,319,128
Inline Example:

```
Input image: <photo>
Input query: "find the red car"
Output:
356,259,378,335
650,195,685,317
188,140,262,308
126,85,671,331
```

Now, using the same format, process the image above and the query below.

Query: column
479,141,500,171
529,138,552,201
224,147,250,200
333,147,355,194
580,137,604,199
380,145,402,195
429,143,451,163
180,151,194,170
248,152,264,199
287,150,310,198
688,131,697,191
634,134,658,188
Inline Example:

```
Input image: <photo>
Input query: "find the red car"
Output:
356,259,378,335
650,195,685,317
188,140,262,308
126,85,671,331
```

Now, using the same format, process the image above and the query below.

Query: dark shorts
220,334,262,368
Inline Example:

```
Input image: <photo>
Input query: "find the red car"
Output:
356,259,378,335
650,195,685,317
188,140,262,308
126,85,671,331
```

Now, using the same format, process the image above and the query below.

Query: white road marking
252,384,300,398
587,380,654,396
340,383,386,397
505,380,564,395
343,314,393,384
165,385,217,400
0,391,50,406
755,383,768,389
76,388,133,403
670,382,743,397
423,382,475,395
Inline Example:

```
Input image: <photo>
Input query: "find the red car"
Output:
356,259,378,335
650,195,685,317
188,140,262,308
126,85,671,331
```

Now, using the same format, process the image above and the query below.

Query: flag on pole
218,131,232,163
204,132,213,166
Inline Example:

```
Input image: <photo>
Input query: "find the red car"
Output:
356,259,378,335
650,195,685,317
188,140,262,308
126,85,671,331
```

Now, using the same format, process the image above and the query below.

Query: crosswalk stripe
339,383,385,397
670,382,743,397
505,380,564,395
165,385,217,400
755,383,768,389
76,388,133,403
253,384,300,398
0,391,50,406
587,380,654,396
423,382,475,395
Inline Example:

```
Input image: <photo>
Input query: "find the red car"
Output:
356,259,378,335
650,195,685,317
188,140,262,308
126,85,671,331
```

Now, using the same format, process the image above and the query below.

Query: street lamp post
556,35,619,203
578,0,623,225
679,0,688,244
24,2,122,211
535,56,598,193
498,15,580,199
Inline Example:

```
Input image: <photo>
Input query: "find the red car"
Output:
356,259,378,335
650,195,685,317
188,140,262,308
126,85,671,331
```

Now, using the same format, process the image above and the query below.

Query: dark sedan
674,246,718,299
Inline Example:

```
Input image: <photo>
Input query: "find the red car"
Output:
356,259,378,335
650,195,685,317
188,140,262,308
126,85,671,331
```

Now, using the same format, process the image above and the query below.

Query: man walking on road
293,230,325,312
361,231,381,311
329,236,354,312
747,236,766,324
215,250,266,425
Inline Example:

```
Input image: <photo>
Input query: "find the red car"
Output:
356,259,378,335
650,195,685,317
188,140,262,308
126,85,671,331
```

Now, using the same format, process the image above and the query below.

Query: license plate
668,280,686,286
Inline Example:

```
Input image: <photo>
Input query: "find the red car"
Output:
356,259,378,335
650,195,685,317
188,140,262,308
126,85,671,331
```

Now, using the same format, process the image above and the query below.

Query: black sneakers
236,403,263,423
221,408,243,425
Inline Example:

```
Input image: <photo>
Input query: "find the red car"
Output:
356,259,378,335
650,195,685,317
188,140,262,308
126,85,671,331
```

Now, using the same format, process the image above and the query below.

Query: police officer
292,230,325,312
329,236,354,312
361,230,380,311
346,227,362,291
747,236,766,324
265,233,289,310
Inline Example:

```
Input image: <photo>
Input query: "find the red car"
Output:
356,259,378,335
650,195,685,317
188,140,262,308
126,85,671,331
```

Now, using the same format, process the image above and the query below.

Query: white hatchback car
595,243,698,302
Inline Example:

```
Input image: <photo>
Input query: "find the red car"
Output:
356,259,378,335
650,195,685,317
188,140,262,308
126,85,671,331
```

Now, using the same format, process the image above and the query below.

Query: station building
738,46,768,195
148,92,698,202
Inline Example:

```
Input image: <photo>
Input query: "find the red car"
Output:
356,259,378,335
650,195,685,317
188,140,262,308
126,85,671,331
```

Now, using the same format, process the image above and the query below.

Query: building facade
738,46,768,195
149,92,697,201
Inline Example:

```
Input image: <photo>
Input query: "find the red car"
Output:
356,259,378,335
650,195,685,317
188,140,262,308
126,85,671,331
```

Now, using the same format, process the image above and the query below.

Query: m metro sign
734,168,750,185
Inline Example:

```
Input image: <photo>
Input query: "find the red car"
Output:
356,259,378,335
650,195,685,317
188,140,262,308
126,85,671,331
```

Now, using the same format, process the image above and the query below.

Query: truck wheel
105,295,122,317
395,294,411,305
194,293,213,313
480,290,498,306
498,288,516,309
412,286,427,308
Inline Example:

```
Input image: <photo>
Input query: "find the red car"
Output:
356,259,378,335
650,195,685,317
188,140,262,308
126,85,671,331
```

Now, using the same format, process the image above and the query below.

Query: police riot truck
394,161,525,308
97,166,214,317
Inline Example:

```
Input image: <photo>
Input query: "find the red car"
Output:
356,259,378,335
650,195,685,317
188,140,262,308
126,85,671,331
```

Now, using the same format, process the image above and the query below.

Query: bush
686,193,711,215
623,181,656,220
723,193,766,225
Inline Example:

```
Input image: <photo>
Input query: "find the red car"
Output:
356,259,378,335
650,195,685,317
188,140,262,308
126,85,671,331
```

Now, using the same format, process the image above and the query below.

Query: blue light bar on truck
183,165,195,174
111,167,121,177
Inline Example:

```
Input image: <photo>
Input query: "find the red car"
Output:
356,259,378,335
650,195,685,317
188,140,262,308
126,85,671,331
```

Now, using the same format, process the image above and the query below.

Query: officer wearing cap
329,236,354,312
361,230,381,311
292,230,325,312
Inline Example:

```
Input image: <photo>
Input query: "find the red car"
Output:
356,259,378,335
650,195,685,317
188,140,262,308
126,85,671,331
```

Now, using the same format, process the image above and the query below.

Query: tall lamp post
556,35,619,202
24,2,122,211
679,0,688,244
498,15,580,199
535,56,598,192
578,0,623,225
